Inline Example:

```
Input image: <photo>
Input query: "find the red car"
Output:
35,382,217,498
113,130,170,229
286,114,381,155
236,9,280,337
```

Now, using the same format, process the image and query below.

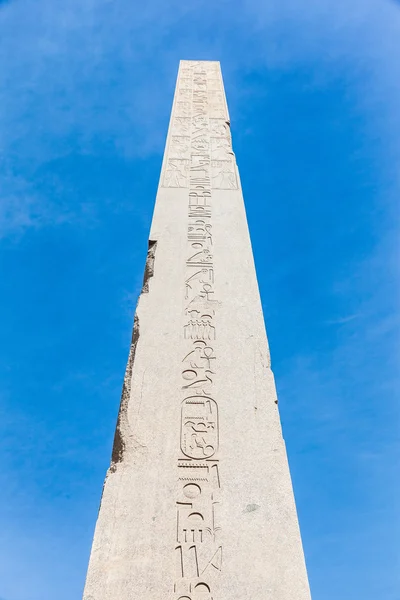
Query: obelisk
82,60,312,600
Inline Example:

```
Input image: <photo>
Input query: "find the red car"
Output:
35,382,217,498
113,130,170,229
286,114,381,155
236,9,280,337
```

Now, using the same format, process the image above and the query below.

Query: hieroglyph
163,62,238,192
162,61,234,600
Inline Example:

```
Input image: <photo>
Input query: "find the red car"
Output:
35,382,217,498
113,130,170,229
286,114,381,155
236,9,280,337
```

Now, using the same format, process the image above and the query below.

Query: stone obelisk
82,60,311,600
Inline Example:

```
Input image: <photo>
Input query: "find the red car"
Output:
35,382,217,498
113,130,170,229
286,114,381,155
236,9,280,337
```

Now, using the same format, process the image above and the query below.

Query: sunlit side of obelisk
82,60,312,600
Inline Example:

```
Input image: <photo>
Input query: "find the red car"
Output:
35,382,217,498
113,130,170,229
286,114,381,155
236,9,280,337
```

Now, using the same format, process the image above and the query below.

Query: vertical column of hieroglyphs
162,63,191,188
162,61,239,191
161,60,238,600
209,67,238,191
175,60,219,600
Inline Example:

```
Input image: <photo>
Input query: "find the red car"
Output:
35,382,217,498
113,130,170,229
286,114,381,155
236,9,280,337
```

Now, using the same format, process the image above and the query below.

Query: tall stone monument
83,60,311,600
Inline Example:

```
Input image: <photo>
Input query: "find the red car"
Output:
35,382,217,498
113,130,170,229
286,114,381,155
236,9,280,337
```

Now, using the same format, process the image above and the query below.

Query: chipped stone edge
109,240,158,472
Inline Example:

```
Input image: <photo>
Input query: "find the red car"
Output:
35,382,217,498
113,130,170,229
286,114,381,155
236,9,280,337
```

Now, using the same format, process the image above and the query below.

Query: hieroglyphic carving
211,160,238,190
173,118,191,136
170,136,191,159
184,314,216,341
193,79,207,92
186,284,220,316
180,67,192,77
171,61,228,600
187,249,213,267
164,159,189,188
162,61,237,190
178,88,192,101
210,137,234,160
180,78,192,90
180,397,218,459
210,119,230,138
185,268,214,302
176,102,192,117
187,220,213,250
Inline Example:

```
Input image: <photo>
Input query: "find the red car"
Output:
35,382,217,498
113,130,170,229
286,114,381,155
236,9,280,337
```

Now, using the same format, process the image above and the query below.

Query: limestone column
82,60,312,600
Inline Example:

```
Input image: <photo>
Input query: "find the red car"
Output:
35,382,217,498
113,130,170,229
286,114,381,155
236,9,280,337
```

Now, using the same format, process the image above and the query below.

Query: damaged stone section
110,239,158,469
141,240,157,293
110,314,140,468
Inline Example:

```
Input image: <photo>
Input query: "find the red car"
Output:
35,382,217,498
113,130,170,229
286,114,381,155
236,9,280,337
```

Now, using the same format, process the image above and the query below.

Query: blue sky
0,0,399,598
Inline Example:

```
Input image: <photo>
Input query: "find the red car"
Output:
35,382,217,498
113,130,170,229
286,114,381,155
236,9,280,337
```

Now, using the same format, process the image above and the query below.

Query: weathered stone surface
82,60,312,600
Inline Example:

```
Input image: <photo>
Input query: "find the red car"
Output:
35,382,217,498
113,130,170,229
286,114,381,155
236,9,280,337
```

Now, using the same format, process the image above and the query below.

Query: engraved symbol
189,512,204,522
210,119,230,137
193,106,208,118
193,101,208,114
181,397,218,459
193,89,208,100
170,136,190,159
188,220,213,249
211,160,237,189
179,79,192,90
187,249,213,267
176,545,184,578
210,464,220,489
178,89,192,100
185,268,214,299
173,118,191,135
192,137,209,152
182,341,216,373
193,81,207,92
181,365,214,392
198,283,214,302
184,483,202,499
189,191,211,207
177,500,210,545
175,542,201,578
206,499,222,542
186,284,219,317
176,101,191,116
190,167,210,186
188,61,203,68
189,545,200,577
188,205,211,219
201,547,222,574
211,137,234,160
195,583,211,593
192,115,208,129
164,159,188,188
184,312,216,342
191,155,210,171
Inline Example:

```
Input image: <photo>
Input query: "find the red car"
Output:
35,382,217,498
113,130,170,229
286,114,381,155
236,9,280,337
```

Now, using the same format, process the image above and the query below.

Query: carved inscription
164,159,189,188
211,160,237,189
174,118,191,136
170,136,191,159
181,397,218,459
162,60,238,190
168,60,239,599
